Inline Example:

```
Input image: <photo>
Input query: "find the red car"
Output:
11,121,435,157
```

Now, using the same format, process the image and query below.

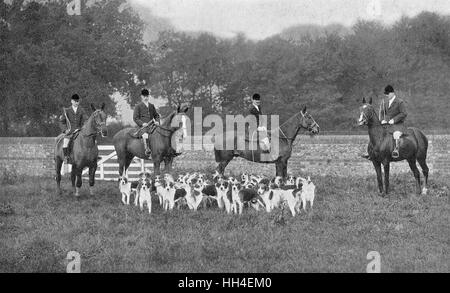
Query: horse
113,105,189,177
358,97,429,197
214,106,320,178
55,103,108,197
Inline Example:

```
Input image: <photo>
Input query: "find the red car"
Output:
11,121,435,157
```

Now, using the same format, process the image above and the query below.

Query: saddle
128,123,157,139
241,129,272,155
61,129,81,154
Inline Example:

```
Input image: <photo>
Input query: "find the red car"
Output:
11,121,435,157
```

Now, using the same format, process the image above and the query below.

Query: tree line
1,0,449,136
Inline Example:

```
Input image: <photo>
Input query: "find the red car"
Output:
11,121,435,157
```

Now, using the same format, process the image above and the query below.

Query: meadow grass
0,171,448,273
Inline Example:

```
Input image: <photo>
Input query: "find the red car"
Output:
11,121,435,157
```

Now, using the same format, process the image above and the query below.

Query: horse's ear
362,97,366,104
101,102,105,111
369,97,373,105
302,105,307,114
90,103,96,111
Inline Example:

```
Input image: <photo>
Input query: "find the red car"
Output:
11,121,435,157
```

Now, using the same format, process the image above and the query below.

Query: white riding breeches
393,131,402,140
63,138,70,148
142,133,149,139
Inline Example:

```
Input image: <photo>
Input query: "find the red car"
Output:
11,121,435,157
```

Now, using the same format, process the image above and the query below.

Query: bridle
276,110,319,141
359,106,371,125
84,110,107,137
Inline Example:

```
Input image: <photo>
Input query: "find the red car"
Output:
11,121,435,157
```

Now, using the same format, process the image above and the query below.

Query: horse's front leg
75,168,83,197
282,159,288,178
88,163,97,196
164,156,173,173
372,161,384,196
71,165,77,195
275,162,282,177
55,158,63,195
153,160,161,175
383,162,390,198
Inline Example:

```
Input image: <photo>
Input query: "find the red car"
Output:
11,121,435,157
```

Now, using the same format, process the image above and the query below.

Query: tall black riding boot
143,138,152,158
63,147,71,164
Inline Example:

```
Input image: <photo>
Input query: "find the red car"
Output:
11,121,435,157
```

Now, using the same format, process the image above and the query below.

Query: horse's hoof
421,188,428,196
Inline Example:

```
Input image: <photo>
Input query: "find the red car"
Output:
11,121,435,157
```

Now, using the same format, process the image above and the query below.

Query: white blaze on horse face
358,112,365,124
181,114,187,138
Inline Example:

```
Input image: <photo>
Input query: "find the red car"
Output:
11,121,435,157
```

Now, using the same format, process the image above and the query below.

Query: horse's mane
160,111,177,127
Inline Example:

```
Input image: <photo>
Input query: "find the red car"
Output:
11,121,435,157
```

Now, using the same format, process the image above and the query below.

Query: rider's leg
63,137,71,164
392,131,401,158
142,133,151,158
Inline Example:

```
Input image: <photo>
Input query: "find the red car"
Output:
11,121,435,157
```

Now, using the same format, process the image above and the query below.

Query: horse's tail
408,127,428,160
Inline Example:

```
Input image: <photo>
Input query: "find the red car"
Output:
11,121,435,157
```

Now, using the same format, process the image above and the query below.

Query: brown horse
214,106,320,178
358,97,429,197
113,105,189,177
55,103,108,197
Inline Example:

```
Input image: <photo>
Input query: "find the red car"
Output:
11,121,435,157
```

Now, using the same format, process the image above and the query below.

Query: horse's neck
368,120,384,146
80,115,97,140
161,112,176,128
280,121,301,144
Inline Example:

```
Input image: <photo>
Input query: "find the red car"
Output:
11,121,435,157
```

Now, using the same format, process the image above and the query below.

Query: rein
151,112,186,138
271,110,319,141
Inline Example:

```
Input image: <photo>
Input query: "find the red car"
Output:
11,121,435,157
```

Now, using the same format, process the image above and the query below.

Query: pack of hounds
119,170,316,217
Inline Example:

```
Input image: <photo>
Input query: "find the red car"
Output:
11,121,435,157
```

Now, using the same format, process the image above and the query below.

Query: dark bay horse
55,103,108,197
214,106,320,178
113,105,189,177
358,97,429,197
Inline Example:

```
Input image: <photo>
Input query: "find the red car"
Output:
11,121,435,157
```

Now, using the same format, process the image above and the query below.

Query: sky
130,0,450,40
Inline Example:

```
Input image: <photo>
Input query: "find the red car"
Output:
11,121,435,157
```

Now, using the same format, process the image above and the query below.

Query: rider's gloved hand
142,123,148,127
388,119,394,125
381,120,387,124
257,126,266,131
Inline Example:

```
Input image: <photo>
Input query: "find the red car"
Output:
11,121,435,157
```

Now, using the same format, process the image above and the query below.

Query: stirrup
392,149,399,158
145,149,152,158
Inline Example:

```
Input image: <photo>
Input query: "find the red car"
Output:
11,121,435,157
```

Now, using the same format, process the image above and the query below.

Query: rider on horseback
249,93,271,152
133,89,160,158
380,85,407,158
362,85,408,160
59,94,87,164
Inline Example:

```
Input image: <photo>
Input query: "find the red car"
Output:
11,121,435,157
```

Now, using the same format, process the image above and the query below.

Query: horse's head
358,97,378,127
297,106,320,135
90,103,108,137
168,103,190,137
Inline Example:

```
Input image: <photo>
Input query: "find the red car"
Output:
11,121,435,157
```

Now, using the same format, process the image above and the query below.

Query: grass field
0,170,449,273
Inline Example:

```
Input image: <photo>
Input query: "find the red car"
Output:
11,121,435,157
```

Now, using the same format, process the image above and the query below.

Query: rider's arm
249,107,260,126
79,108,87,128
59,110,68,133
391,100,407,123
151,104,160,123
133,104,144,127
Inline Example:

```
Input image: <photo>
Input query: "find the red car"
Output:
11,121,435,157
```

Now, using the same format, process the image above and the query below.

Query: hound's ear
369,97,373,105
362,97,366,104
90,103,96,111
302,105,307,114
101,102,105,110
